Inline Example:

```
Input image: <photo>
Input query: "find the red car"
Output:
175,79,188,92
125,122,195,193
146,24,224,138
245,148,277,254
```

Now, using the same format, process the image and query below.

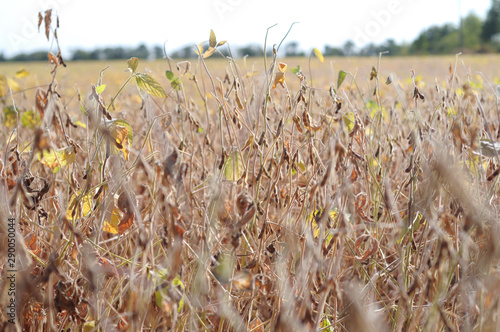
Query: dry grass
1,49,500,332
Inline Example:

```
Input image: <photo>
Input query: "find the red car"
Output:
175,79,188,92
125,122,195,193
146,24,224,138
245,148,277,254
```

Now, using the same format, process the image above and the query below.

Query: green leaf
209,29,217,48
0,75,6,98
127,57,139,73
165,70,174,80
21,110,41,129
337,70,347,90
172,276,185,312
217,40,226,47
95,84,106,94
171,77,182,91
3,106,17,128
79,105,87,115
15,69,29,79
135,73,167,98
290,65,301,75
313,48,324,63
223,152,244,181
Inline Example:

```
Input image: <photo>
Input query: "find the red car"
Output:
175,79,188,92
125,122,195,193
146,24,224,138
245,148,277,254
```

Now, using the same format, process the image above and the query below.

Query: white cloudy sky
0,0,492,57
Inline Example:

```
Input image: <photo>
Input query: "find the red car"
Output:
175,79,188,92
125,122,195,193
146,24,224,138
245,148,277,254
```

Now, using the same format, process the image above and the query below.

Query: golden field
1,53,500,331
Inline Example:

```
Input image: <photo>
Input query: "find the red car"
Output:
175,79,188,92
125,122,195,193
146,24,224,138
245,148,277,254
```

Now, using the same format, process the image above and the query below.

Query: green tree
343,40,356,56
237,44,264,57
411,24,460,54
284,41,304,57
482,0,500,42
324,45,345,56
171,45,197,59
153,45,164,59
462,12,483,50
128,44,149,59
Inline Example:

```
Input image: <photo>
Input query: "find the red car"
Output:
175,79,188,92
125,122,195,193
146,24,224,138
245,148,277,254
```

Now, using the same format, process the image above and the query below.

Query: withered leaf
164,149,178,178
44,9,52,41
354,234,379,261
272,62,287,90
118,212,134,235
38,12,43,32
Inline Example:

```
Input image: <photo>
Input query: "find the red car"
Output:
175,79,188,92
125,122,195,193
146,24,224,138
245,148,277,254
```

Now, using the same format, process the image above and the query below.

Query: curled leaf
313,48,324,63
127,57,139,73
203,47,216,59
108,119,133,160
44,9,52,41
354,234,379,261
272,62,287,90
370,66,378,81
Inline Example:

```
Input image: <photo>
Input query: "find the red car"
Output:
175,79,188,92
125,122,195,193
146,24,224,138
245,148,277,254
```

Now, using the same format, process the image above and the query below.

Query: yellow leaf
277,62,287,73
194,42,204,56
343,112,355,132
272,63,287,90
244,71,258,78
83,321,96,332
203,47,215,59
0,75,6,98
224,152,244,181
306,210,321,238
103,207,121,234
8,78,22,92
66,190,93,221
109,119,133,160
313,48,324,63
74,120,87,128
95,84,106,94
37,146,76,173
15,69,29,79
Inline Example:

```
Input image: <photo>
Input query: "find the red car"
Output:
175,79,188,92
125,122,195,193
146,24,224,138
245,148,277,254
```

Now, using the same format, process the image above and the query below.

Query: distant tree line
2,1,500,61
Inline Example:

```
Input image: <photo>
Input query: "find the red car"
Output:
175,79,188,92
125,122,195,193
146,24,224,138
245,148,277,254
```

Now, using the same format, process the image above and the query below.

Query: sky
0,0,493,57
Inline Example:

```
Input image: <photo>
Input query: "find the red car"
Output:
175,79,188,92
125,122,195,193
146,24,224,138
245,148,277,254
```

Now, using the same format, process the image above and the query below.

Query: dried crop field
2,40,500,331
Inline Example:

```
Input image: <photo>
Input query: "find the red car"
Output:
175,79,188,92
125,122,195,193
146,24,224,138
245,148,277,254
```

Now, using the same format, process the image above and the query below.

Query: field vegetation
2,17,500,331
